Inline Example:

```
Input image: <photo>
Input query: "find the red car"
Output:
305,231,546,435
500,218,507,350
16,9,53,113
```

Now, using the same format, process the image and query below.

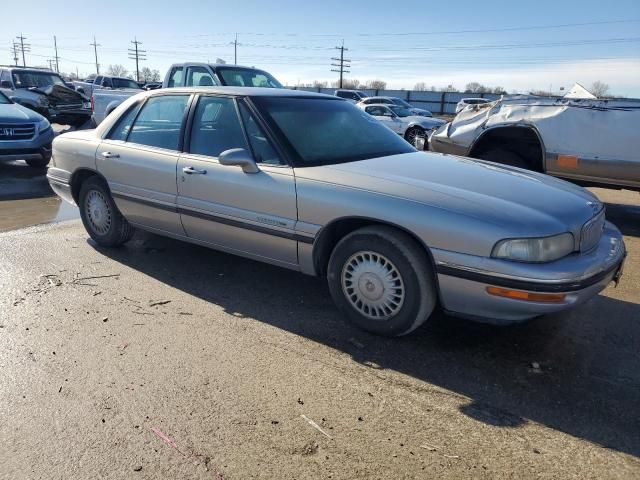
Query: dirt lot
0,164,639,479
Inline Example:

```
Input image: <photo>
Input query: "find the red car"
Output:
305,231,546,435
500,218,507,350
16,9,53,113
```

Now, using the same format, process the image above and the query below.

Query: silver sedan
47,87,626,337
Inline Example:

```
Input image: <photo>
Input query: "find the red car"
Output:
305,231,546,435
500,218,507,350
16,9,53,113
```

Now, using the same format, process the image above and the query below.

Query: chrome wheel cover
406,127,424,147
341,251,405,320
85,190,112,235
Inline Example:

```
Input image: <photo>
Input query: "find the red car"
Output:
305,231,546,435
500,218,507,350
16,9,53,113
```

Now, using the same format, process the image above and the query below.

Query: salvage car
0,67,92,127
430,85,640,190
359,103,445,146
0,90,54,167
47,88,626,337
358,96,433,116
455,97,491,113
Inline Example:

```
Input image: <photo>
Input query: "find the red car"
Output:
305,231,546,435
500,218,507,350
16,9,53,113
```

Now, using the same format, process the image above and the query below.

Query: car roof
169,62,269,71
146,86,337,99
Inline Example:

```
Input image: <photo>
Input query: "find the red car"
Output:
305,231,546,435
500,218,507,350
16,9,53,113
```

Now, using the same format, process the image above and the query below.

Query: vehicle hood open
295,152,601,238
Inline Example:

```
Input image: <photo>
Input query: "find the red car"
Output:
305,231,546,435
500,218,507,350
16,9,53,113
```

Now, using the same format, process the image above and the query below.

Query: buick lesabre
47,88,626,336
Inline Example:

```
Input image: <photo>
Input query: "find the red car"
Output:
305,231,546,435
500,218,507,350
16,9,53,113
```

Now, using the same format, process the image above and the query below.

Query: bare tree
414,81,427,91
140,67,161,82
332,78,360,89
312,80,328,88
590,81,610,98
106,64,129,78
443,84,459,92
365,79,387,90
493,86,505,94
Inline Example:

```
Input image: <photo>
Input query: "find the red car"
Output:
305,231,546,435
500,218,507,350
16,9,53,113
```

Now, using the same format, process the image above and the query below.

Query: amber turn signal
486,286,566,303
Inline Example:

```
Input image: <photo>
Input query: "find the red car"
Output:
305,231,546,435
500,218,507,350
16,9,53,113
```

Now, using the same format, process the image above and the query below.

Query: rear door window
186,66,217,87
167,67,183,88
127,95,190,150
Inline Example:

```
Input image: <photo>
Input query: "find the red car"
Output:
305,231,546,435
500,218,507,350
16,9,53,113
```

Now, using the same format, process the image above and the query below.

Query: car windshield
389,105,412,117
391,98,412,108
11,71,65,89
0,92,10,104
113,78,142,89
252,96,414,167
217,67,282,88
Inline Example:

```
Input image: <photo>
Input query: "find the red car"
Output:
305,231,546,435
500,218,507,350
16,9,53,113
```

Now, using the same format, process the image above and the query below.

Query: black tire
25,157,50,169
78,176,135,247
477,148,528,169
404,126,425,148
327,226,437,337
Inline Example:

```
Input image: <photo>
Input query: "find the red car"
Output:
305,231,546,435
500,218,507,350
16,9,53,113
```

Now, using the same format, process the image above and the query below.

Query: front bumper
434,221,626,324
0,127,54,161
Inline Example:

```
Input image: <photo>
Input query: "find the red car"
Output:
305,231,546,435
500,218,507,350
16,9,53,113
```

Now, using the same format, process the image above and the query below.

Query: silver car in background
47,88,625,337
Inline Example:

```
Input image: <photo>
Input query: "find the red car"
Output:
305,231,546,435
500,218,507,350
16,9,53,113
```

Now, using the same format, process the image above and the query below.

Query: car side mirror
1,80,13,89
219,148,260,174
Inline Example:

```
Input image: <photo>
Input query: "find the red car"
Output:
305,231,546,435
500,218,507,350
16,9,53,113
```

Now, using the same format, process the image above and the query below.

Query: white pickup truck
89,63,283,125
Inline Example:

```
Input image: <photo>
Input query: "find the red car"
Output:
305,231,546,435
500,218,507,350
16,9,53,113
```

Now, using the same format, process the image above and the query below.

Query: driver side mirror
219,148,260,174
1,80,13,89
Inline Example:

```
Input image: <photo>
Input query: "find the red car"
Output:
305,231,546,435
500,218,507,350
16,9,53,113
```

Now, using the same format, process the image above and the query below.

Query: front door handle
182,166,207,175
100,151,120,158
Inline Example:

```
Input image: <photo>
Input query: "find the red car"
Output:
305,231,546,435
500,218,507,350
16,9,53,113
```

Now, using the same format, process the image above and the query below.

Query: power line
128,37,147,82
90,36,100,75
331,40,350,88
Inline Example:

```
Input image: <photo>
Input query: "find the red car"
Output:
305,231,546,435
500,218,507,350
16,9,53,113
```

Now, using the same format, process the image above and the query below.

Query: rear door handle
100,151,120,158
182,166,207,175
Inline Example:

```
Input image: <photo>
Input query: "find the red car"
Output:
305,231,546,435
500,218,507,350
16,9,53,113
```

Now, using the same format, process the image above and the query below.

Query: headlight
492,233,574,262
37,117,51,132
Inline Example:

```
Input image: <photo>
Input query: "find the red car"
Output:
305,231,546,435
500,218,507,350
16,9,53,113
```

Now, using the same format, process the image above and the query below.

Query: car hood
32,84,89,104
0,102,45,123
295,152,601,237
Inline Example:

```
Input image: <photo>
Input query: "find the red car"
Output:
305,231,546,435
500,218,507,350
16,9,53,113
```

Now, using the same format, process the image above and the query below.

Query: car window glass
186,67,217,87
1,70,11,82
107,103,142,141
217,68,282,88
189,96,248,157
168,67,183,87
127,95,189,150
238,102,282,165
103,78,113,88
336,91,348,98
95,76,102,85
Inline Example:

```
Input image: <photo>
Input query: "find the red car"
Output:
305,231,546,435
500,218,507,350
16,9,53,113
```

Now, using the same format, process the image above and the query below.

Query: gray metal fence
286,87,503,115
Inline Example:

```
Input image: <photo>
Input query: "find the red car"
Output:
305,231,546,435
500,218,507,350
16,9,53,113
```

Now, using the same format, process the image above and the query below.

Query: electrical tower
90,36,100,75
15,34,30,67
128,38,147,82
10,42,20,66
331,40,350,89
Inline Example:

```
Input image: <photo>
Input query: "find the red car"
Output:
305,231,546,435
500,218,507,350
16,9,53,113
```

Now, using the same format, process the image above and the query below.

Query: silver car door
177,95,298,269
97,94,191,235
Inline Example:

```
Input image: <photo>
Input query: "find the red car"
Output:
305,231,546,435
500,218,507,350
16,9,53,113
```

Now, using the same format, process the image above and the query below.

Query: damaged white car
430,84,640,190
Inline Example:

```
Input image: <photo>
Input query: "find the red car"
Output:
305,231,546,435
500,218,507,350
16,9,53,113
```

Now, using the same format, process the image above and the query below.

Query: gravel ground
0,183,639,479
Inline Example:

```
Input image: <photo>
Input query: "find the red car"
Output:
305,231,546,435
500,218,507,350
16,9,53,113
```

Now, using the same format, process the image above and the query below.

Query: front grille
0,123,36,141
580,209,605,252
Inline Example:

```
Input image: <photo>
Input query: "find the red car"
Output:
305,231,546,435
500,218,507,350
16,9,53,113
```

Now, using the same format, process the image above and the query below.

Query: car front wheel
327,226,437,337
404,126,425,148
79,176,134,247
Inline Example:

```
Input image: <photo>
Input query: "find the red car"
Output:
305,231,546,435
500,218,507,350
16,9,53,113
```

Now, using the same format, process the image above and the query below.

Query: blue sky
4,0,640,96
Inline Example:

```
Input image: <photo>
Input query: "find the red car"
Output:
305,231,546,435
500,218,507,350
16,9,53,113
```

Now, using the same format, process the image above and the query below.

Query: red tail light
90,96,94,111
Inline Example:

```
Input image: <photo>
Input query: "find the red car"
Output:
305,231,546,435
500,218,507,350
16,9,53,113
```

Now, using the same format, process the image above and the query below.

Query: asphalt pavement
0,162,639,479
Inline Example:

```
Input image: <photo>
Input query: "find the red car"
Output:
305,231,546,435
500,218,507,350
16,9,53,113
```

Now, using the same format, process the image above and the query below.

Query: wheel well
313,217,437,278
70,169,107,203
469,127,543,172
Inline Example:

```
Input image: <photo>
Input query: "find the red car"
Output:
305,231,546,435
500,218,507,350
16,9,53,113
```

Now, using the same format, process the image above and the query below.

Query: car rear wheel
404,126,425,148
327,226,437,337
79,176,134,247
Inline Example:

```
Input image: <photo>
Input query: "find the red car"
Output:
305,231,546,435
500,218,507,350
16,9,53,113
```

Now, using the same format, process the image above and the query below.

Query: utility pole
128,37,146,82
90,36,100,75
10,42,20,66
16,34,30,67
47,59,55,70
233,33,238,64
331,40,350,89
53,35,60,73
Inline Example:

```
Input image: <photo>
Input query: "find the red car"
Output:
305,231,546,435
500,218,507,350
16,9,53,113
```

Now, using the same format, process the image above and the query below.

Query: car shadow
0,160,53,200
94,231,640,458
605,202,640,237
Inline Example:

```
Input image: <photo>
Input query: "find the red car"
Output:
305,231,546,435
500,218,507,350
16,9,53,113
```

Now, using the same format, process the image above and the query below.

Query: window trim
106,93,193,152
168,66,184,88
